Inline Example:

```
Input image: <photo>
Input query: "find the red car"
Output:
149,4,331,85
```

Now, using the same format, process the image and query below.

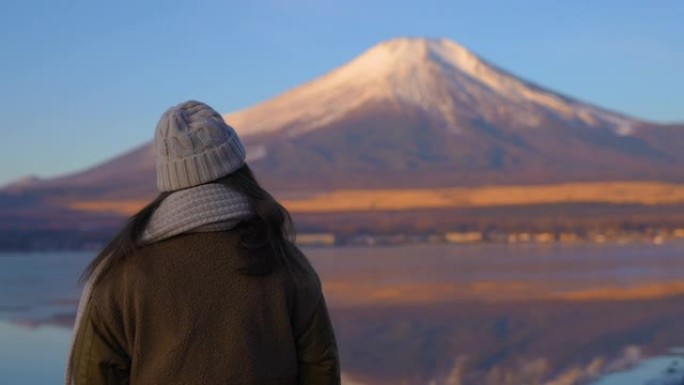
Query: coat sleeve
70,299,131,385
295,293,341,385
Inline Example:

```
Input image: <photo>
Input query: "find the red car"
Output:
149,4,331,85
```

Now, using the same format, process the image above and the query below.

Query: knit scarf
65,184,255,385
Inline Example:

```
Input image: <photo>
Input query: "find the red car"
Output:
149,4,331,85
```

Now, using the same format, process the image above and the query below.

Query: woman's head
154,100,246,192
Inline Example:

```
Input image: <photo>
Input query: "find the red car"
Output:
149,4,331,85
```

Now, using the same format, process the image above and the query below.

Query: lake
1,242,684,384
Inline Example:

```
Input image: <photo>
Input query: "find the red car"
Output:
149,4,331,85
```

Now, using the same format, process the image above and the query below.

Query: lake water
592,353,684,385
2,243,684,384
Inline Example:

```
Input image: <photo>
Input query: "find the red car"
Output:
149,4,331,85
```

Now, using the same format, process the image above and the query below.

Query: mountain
8,37,684,194
12,37,684,195
3,37,684,246
223,37,684,190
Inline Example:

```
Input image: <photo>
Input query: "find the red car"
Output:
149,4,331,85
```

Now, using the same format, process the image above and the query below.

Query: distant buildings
296,233,336,246
303,227,684,247
444,231,483,244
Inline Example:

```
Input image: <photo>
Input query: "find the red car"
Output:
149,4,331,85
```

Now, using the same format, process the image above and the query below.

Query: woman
66,101,340,385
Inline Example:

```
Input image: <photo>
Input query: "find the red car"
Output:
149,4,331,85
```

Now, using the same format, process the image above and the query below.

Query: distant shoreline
3,226,684,252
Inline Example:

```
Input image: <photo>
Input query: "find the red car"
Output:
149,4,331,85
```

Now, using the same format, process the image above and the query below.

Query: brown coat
70,231,340,385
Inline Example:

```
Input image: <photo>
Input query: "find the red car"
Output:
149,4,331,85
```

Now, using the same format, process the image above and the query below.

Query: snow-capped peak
225,37,640,138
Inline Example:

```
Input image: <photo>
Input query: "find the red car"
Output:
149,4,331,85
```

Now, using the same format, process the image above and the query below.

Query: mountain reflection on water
2,243,684,385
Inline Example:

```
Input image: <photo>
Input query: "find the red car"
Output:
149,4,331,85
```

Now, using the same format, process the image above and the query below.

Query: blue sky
0,0,682,186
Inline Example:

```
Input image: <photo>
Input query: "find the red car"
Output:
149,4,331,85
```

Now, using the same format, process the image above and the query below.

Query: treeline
0,229,111,251
5,203,684,251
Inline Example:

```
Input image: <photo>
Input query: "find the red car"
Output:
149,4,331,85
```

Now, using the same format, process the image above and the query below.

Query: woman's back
74,230,337,385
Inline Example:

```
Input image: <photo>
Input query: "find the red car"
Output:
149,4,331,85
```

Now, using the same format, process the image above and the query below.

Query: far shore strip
69,181,684,216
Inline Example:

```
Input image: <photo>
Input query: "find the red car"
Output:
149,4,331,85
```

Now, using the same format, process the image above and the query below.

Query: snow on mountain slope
225,37,640,139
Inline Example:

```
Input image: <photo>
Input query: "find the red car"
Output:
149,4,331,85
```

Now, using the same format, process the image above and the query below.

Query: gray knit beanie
154,100,246,191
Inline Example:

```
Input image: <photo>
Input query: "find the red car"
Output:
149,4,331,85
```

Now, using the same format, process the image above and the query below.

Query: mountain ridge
224,37,645,140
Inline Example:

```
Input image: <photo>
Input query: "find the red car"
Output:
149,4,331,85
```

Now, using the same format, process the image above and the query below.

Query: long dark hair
80,165,316,285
